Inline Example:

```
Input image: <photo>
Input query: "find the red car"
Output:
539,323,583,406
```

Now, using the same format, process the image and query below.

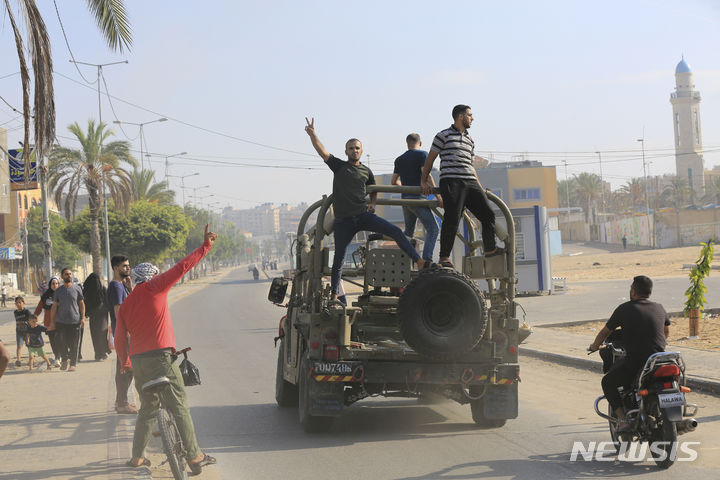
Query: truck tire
399,269,487,360
469,387,507,429
275,340,298,407
298,356,334,433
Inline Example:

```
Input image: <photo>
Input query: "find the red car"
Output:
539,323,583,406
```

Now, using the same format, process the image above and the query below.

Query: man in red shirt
116,224,217,473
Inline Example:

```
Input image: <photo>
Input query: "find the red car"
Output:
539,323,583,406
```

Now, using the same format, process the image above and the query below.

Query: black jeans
89,311,109,359
55,323,81,366
47,330,60,359
601,358,643,411
439,178,497,258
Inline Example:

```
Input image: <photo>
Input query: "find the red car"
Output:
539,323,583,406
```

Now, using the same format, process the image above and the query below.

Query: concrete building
670,57,705,196
225,203,280,236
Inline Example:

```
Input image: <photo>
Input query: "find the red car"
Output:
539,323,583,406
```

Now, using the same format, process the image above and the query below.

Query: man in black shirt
304,117,428,299
588,275,670,431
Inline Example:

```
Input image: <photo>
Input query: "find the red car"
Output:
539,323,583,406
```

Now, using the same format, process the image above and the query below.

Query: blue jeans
402,206,439,261
331,211,420,294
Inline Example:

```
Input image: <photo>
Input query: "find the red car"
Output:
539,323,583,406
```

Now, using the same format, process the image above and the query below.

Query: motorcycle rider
588,275,671,432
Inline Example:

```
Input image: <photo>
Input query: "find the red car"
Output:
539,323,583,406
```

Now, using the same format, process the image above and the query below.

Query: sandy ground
551,315,720,351
551,243,707,282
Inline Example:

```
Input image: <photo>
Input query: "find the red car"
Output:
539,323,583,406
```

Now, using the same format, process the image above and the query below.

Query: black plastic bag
179,352,201,386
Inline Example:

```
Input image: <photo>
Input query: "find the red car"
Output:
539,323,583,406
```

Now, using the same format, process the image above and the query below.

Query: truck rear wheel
399,269,487,360
298,356,334,433
275,340,298,407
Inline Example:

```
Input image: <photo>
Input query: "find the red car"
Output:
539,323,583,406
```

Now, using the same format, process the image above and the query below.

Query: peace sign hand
305,117,316,137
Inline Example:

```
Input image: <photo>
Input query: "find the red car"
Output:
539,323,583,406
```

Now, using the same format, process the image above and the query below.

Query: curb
520,347,720,396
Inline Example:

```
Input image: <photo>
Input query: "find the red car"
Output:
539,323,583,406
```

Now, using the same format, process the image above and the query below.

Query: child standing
26,314,53,370
14,296,31,367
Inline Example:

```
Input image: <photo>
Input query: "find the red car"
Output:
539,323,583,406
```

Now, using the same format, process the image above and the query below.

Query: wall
600,215,653,246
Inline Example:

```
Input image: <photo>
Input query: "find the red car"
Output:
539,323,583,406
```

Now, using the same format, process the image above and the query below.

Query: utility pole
637,138,653,248
595,151,605,215
563,157,570,218
69,59,128,281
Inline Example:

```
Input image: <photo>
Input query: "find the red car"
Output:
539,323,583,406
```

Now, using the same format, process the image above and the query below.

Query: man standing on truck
391,133,441,263
421,104,502,268
304,117,430,299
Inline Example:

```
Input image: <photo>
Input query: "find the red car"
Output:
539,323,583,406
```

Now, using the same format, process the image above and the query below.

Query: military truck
268,185,528,432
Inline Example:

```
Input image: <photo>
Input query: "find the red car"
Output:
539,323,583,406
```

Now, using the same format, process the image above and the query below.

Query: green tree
48,120,137,273
26,206,79,277
63,200,189,265
661,175,690,247
619,178,645,210
573,172,602,223
131,168,175,205
4,0,132,182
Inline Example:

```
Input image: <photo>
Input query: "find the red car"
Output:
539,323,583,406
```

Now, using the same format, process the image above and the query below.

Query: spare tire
398,268,487,360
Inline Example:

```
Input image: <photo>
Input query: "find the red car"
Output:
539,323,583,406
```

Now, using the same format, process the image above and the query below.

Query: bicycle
140,347,192,480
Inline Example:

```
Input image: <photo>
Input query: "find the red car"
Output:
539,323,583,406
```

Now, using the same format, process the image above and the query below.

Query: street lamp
166,172,198,211
113,117,168,170
637,138,653,248
163,151,187,179
197,194,215,210
191,185,210,207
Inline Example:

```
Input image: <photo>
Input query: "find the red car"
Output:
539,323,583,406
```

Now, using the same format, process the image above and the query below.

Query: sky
1,0,720,210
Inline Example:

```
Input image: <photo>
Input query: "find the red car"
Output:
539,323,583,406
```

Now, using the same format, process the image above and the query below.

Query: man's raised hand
205,223,218,245
305,117,315,136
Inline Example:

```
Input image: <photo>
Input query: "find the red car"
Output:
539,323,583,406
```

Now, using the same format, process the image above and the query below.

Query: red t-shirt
115,241,212,369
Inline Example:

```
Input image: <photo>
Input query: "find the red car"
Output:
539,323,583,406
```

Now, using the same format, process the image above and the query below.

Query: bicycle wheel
157,407,188,480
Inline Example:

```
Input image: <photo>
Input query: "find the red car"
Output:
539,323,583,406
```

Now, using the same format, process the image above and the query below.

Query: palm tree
573,172,602,223
4,0,132,179
702,175,720,204
131,168,176,205
619,178,645,210
48,120,137,273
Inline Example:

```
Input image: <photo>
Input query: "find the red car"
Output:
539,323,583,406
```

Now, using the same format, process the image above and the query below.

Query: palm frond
85,0,133,52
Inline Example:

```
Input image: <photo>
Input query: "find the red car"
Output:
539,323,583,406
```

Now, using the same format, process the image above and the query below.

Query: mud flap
484,384,518,419
308,379,344,417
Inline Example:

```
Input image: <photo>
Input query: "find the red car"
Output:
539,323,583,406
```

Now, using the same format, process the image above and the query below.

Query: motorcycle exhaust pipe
677,418,698,435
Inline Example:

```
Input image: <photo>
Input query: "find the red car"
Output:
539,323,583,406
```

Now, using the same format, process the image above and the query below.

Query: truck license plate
314,362,352,375
658,392,685,408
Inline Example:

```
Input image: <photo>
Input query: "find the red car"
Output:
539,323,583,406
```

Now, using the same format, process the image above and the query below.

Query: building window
513,188,541,201
24,195,28,210
694,111,700,145
676,113,680,146
2,184,6,195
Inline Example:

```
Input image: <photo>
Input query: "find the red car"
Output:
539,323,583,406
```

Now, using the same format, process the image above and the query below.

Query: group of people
304,104,504,298
0,225,219,474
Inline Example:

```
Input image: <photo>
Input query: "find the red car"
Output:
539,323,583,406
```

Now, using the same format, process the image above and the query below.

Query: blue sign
0,247,16,260
8,148,37,191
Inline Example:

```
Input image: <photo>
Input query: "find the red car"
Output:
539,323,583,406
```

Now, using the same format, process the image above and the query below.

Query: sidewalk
0,267,236,480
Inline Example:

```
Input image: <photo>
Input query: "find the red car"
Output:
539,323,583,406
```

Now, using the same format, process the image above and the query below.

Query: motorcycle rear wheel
652,415,678,469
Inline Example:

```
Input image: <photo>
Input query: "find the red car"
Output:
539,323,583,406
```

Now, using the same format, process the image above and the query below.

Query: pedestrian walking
13,296,31,367
391,133,441,262
0,339,9,380
50,268,86,371
622,234,628,250
25,315,53,370
1,282,7,307
421,104,502,268
83,273,110,361
107,255,138,415
116,225,218,473
34,277,61,366
304,117,430,299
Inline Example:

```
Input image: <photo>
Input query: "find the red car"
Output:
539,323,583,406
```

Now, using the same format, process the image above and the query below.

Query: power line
54,70,316,157
99,70,138,140
52,0,97,85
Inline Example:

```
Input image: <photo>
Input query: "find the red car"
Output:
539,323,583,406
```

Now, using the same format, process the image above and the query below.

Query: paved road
169,268,720,480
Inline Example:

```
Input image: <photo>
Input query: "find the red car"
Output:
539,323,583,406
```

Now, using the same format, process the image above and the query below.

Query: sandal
439,260,455,269
189,454,216,475
126,458,151,468
116,403,139,414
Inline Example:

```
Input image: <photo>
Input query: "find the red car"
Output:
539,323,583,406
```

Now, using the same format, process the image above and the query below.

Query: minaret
670,57,704,198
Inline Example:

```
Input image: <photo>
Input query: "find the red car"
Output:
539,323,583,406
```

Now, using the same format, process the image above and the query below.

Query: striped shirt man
430,125,476,181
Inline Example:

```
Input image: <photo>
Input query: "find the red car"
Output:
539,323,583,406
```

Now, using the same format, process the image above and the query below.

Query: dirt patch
548,314,720,351
552,245,703,282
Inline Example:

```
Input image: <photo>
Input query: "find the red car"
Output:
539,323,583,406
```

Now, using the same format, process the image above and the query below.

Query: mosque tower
669,57,705,196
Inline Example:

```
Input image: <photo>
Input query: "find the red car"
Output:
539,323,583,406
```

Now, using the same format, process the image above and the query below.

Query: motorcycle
253,268,260,281
590,333,698,469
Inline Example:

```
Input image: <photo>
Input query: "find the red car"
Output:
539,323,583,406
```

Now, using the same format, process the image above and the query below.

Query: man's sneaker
60,360,69,371
53,359,61,368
